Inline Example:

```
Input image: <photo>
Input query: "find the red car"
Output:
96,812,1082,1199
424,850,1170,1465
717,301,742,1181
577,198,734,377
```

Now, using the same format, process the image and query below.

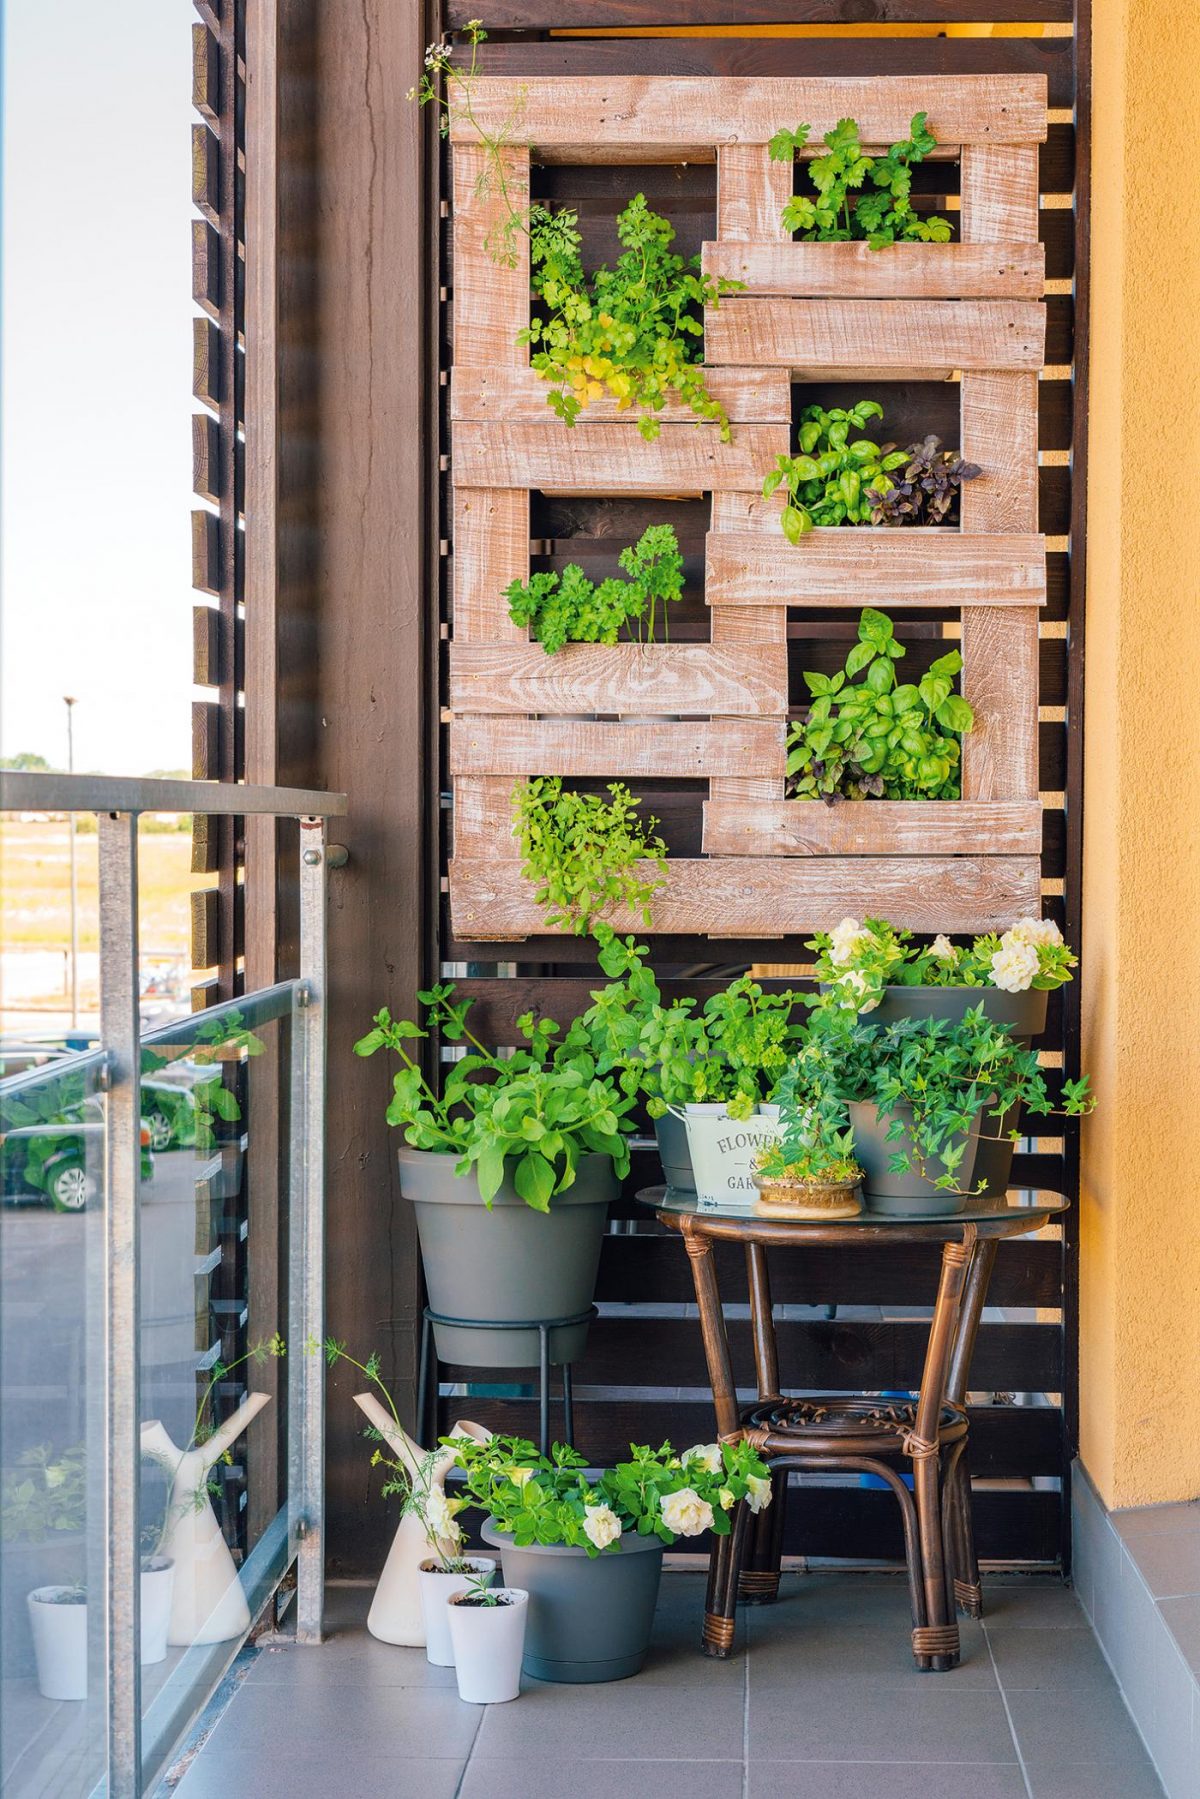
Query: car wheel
146,1111,173,1151
48,1162,94,1212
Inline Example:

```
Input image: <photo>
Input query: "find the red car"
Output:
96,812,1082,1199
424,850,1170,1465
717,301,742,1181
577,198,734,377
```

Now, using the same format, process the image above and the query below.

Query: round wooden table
638,1186,1070,1671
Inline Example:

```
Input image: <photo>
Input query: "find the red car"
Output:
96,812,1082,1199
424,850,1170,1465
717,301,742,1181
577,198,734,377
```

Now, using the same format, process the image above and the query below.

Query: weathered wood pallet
446,74,1047,938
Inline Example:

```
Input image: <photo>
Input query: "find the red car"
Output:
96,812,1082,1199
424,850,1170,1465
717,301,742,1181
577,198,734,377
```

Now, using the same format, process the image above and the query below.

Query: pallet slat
702,799,1043,858
450,642,789,717
704,297,1046,373
450,365,790,425
702,240,1045,300
705,530,1046,609
452,420,787,495
450,717,786,779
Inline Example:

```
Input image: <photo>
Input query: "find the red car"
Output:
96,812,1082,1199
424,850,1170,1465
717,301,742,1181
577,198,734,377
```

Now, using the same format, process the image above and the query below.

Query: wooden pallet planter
446,74,1047,938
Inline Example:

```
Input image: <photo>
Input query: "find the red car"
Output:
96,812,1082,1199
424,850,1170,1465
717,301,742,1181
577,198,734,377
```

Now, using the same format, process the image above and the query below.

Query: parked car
0,1096,154,1211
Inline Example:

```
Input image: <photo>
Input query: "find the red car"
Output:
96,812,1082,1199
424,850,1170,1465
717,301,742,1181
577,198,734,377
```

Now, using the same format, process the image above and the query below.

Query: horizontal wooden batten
706,530,1046,609
702,799,1043,858
449,75,1049,154
450,717,785,778
702,240,1045,302
452,421,785,496
450,642,788,718
704,297,1046,373
449,852,1042,938
449,0,1073,22
450,365,790,426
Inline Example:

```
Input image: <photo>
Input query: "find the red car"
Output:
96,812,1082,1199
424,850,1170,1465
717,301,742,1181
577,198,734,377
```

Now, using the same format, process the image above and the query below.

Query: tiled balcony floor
168,1571,1164,1799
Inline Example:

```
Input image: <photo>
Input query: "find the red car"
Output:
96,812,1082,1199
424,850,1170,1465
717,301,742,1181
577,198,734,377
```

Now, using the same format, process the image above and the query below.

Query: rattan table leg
739,1244,783,1602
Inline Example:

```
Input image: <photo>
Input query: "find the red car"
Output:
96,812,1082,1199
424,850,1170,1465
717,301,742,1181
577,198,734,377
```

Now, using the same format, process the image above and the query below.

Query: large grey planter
398,1147,615,1367
862,986,1046,1197
653,1111,695,1192
849,1101,980,1218
481,1519,664,1683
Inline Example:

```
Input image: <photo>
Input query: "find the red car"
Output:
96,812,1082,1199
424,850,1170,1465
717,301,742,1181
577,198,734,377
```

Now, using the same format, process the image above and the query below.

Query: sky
1,0,197,776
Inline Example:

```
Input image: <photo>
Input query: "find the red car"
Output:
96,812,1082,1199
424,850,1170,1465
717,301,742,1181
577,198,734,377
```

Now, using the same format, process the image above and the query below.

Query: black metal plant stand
416,1305,597,1457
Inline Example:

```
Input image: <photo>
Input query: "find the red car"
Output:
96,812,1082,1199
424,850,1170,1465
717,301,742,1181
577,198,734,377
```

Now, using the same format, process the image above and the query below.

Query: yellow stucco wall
1081,0,1200,1508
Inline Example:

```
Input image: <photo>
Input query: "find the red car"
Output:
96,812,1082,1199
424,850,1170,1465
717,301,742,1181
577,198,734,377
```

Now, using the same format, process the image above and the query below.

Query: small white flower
718,1487,735,1511
826,916,866,967
991,941,1040,993
1005,916,1063,949
681,1442,722,1476
746,1474,773,1514
583,1503,622,1550
837,969,880,1014
424,1487,461,1548
929,934,958,963
660,1487,715,1538
507,1467,533,1488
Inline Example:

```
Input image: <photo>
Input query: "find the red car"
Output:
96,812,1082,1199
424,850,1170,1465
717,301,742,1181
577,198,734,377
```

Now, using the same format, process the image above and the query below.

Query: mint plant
523,194,741,440
769,112,951,249
788,608,974,801
512,778,667,934
505,523,683,653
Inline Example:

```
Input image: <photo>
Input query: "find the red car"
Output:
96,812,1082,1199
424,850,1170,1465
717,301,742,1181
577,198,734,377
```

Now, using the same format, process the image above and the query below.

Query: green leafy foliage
866,435,981,526
505,524,683,652
1,1444,86,1542
448,1432,773,1556
512,777,667,934
788,608,973,801
808,915,1080,1014
354,983,635,1211
522,194,741,440
770,112,951,249
756,1055,859,1185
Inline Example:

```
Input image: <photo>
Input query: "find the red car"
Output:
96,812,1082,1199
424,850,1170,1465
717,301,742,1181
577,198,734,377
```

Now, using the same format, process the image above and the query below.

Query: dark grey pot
863,986,1046,1198
481,1520,664,1683
398,1147,615,1367
848,1101,979,1218
653,1112,695,1192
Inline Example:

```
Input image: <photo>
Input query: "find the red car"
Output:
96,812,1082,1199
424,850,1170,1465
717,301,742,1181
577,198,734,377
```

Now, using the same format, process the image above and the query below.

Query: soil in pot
849,1101,979,1218
398,1147,616,1367
417,1555,497,1666
482,1519,664,1683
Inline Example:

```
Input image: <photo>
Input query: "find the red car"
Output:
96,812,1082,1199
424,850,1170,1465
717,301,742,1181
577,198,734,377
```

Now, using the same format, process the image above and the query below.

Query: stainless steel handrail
0,772,346,816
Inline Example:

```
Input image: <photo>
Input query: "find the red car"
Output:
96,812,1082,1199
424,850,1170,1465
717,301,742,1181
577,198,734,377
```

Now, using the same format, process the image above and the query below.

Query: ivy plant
769,112,951,249
756,1056,860,1186
512,777,667,934
522,194,742,440
505,523,684,652
788,607,974,802
354,983,635,1211
866,435,981,526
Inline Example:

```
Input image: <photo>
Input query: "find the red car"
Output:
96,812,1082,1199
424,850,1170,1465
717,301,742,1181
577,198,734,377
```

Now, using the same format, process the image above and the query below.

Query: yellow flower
719,1487,735,1511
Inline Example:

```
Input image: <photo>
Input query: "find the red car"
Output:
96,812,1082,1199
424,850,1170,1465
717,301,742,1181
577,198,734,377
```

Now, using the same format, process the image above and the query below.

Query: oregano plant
505,524,684,653
512,777,667,934
769,112,952,249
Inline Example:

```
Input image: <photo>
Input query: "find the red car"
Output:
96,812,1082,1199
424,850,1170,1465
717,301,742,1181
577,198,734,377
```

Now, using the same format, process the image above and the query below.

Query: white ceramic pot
28,1587,87,1701
681,1104,785,1202
418,1557,498,1666
447,1587,528,1703
140,1557,175,1666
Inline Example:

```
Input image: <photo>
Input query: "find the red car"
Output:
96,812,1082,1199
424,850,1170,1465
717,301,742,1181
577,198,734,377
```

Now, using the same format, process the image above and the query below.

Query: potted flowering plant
808,915,1079,1193
355,983,635,1366
449,1434,772,1683
446,1566,529,1704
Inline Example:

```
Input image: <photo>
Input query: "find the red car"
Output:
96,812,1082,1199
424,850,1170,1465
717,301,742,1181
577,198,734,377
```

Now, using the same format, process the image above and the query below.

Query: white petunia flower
718,1487,735,1511
929,934,958,963
746,1474,773,1514
991,942,1040,993
1005,917,1063,949
681,1442,722,1476
837,969,881,1014
660,1487,715,1538
424,1487,461,1547
826,917,867,967
583,1504,622,1550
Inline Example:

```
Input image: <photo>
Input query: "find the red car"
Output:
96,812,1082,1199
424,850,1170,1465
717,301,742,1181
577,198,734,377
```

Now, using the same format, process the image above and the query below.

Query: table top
637,1185,1069,1245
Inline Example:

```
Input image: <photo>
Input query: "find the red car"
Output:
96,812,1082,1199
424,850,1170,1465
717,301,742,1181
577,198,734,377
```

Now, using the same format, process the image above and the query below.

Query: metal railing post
291,816,328,1643
97,810,143,1794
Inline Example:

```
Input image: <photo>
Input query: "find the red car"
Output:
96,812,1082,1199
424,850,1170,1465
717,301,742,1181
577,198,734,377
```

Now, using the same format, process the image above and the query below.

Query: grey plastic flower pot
866,986,1046,1197
398,1147,615,1367
848,1101,980,1218
653,1111,695,1192
480,1520,664,1683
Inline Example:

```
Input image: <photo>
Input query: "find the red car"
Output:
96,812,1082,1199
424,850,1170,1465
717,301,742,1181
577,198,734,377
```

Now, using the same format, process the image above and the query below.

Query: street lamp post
64,696,79,1030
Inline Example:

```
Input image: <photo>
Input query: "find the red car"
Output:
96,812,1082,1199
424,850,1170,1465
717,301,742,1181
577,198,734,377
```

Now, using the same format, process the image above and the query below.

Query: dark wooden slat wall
429,6,1088,1571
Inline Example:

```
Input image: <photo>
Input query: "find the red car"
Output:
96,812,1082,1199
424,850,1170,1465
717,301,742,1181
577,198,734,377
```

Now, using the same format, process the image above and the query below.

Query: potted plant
769,112,952,250
447,1567,529,1704
450,1434,772,1683
26,1582,88,1700
1,1443,85,1678
355,986,635,1367
751,1067,862,1219
809,914,1080,1192
512,778,668,935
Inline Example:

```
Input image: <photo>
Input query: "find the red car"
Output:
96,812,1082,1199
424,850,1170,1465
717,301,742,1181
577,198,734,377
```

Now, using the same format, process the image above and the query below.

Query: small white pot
140,1557,175,1666
28,1587,87,1701
681,1104,785,1202
447,1587,528,1704
418,1557,497,1666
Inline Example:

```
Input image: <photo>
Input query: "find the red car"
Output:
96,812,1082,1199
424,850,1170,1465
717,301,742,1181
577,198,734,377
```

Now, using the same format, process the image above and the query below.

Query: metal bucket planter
849,1101,981,1218
680,1105,785,1203
481,1520,664,1683
398,1147,616,1367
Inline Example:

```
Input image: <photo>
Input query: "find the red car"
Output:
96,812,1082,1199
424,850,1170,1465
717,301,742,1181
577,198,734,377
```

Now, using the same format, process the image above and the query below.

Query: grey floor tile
1024,1762,1166,1798
243,1638,459,1687
749,1766,1027,1798
175,1750,467,1799
1006,1688,1154,1765
197,1680,482,1761
748,1681,1017,1764
986,1623,1113,1687
1160,1595,1200,1677
1123,1530,1200,1599
1113,1502,1200,1541
460,1759,744,1799
747,1619,996,1690
980,1580,1088,1628
748,1572,923,1630
471,1681,744,1761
